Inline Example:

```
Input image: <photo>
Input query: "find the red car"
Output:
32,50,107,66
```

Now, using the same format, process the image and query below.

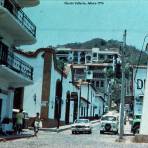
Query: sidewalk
29,119,100,133
0,130,34,142
0,120,100,142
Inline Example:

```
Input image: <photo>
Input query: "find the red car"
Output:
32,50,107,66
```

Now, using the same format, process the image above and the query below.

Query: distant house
80,83,104,118
56,47,120,108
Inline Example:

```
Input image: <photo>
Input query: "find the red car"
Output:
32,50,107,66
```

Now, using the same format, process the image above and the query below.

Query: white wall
16,52,44,117
81,84,97,117
0,81,14,122
133,68,147,115
80,99,87,117
140,67,148,134
94,96,104,116
49,57,77,123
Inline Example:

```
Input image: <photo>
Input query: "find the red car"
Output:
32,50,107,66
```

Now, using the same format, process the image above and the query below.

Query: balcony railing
0,43,33,80
0,0,36,37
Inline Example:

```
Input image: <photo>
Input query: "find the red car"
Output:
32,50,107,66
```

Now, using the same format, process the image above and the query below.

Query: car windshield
101,116,116,121
75,119,89,123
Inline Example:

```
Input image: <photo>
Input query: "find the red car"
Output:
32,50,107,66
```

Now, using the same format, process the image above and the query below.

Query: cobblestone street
0,124,148,148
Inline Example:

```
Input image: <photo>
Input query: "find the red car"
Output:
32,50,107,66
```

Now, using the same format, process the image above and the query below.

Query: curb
35,119,100,133
0,134,34,142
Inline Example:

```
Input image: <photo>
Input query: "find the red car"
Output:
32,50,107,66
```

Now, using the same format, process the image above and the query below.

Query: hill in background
56,38,147,65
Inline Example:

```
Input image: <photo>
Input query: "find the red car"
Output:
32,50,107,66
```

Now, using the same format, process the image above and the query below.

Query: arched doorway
65,91,70,124
54,80,62,120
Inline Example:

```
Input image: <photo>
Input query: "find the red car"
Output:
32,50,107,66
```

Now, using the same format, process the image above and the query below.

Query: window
99,54,105,60
75,69,84,74
101,116,117,121
86,56,91,61
93,53,97,57
96,81,100,87
81,107,83,116
108,55,113,59
101,81,104,87
93,73,105,78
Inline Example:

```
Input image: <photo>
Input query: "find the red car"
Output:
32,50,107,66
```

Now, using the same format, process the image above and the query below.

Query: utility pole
119,30,126,139
108,81,111,110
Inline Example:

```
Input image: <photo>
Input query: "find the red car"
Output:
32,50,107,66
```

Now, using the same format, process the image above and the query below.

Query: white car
100,114,119,134
71,119,92,134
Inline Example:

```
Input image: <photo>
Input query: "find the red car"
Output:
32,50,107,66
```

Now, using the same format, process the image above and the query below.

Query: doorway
65,91,70,124
0,99,2,121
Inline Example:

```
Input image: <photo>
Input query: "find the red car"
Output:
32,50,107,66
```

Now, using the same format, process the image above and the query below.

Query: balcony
0,0,36,45
15,0,40,7
0,43,33,87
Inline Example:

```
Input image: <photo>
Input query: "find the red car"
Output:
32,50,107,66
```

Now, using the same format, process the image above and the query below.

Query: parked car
100,114,119,134
71,119,92,134
131,115,141,134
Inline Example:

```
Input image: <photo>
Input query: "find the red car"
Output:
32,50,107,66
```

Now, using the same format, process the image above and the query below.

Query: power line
134,35,148,81
133,35,148,95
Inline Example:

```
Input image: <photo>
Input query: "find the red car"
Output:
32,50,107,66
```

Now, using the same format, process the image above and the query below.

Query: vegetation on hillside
57,38,148,65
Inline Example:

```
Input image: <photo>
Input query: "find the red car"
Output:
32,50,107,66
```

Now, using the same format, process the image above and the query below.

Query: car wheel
89,130,92,134
72,131,75,134
114,131,118,135
100,131,104,134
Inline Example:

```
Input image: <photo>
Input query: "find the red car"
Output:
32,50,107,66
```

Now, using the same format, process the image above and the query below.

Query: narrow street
0,123,148,148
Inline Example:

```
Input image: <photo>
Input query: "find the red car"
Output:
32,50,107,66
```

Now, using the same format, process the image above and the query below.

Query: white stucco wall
80,84,97,117
80,99,87,117
133,67,147,115
94,96,104,116
49,57,77,123
16,52,78,123
140,67,148,134
16,52,44,117
0,80,14,122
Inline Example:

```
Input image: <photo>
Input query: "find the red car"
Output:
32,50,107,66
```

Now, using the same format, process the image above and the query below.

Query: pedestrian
16,109,24,135
33,112,41,136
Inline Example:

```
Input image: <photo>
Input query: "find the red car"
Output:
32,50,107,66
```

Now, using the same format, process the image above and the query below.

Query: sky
22,0,148,51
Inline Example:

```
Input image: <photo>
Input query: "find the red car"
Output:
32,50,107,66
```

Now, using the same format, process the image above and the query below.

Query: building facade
56,47,120,107
0,0,39,131
15,48,79,127
15,48,104,128
132,65,147,116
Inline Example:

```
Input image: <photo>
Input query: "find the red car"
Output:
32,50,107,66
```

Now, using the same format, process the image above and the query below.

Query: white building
15,48,104,127
0,0,39,131
132,65,147,116
15,48,80,127
80,83,104,118
140,66,148,135
56,47,120,108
